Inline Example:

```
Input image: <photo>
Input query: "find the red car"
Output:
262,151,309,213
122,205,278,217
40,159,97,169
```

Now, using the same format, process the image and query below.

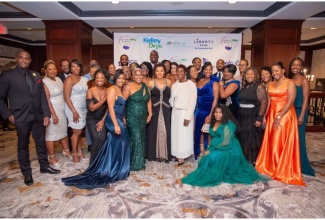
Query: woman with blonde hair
43,60,72,166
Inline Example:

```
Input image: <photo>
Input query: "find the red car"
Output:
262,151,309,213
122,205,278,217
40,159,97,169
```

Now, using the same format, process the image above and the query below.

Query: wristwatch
276,115,281,119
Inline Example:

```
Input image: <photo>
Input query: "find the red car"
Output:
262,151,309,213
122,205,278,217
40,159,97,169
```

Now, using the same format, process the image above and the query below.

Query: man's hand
8,115,14,124
43,117,50,126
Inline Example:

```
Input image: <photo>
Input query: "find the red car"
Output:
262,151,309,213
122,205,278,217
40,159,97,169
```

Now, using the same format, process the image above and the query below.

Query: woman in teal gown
62,70,130,189
182,104,267,187
124,68,152,171
288,57,315,176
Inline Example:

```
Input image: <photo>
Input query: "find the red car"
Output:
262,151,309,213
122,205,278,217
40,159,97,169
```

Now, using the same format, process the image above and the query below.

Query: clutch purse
201,123,210,133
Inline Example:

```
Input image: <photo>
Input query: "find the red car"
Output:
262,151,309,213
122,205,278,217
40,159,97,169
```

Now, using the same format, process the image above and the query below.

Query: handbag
201,123,210,133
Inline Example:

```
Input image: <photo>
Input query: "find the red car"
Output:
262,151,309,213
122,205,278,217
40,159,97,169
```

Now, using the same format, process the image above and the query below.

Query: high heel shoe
72,153,80,163
77,150,89,161
48,155,62,166
62,149,72,160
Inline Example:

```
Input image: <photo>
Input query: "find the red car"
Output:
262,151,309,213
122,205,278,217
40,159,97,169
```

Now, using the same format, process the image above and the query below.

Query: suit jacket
57,72,68,83
0,67,51,123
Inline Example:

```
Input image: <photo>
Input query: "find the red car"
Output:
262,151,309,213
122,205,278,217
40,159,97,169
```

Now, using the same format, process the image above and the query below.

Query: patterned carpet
0,127,324,218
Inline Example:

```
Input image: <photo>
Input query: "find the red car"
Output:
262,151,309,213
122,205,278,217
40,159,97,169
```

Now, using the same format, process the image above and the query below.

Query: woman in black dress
238,67,268,164
146,64,172,163
86,69,111,164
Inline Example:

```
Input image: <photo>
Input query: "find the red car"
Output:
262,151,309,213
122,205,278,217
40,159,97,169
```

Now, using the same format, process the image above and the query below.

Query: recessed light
27,28,32,30
310,28,317,30
129,26,134,29
208,27,212,29
228,1,237,4
111,1,119,4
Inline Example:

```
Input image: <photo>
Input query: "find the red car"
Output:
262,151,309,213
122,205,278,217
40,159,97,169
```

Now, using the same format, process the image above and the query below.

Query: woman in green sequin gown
182,104,267,187
124,68,152,171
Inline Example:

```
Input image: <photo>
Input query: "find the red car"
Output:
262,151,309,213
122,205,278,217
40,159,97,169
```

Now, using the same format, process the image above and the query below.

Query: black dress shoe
24,174,34,186
40,167,61,174
3,127,15,132
88,145,92,152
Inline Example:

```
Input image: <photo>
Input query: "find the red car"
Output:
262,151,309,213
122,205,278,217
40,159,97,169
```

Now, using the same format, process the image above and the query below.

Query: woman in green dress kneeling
182,104,267,187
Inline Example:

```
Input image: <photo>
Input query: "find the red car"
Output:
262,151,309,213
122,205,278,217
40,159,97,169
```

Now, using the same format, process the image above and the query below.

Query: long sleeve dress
182,120,267,187
170,80,197,159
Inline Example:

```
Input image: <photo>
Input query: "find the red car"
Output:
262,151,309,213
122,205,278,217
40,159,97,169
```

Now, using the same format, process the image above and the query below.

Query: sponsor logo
224,60,239,66
143,37,162,50
167,41,188,48
119,36,136,50
221,37,239,51
169,56,187,63
194,38,214,50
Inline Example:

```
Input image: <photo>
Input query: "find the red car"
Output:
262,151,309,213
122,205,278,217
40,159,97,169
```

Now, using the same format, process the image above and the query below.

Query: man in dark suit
57,58,73,151
212,59,225,82
0,50,60,186
57,59,70,83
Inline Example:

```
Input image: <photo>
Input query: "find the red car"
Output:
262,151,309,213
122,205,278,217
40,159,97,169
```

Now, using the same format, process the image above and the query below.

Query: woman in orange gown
255,61,306,186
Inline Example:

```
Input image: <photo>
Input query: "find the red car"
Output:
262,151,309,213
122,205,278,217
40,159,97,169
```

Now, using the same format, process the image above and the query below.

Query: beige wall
310,48,325,89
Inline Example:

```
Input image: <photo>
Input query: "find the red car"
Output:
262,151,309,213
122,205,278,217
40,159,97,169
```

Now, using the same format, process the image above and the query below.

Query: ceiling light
111,1,119,4
129,26,134,29
27,28,32,30
228,1,237,3
310,28,317,30
208,27,212,29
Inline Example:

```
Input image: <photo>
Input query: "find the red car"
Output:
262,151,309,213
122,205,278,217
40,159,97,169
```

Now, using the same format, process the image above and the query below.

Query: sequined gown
126,83,150,171
43,77,67,141
255,79,306,186
64,76,88,129
62,96,130,189
294,85,315,176
146,79,172,161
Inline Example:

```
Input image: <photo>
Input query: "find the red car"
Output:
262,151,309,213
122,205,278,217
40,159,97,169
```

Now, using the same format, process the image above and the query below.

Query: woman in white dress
43,60,72,166
64,59,88,163
170,64,197,165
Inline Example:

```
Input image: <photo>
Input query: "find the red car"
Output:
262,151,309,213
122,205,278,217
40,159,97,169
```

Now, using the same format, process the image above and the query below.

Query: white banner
114,33,242,72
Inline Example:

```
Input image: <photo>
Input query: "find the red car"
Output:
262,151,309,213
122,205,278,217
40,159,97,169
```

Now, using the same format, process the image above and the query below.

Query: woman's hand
298,115,304,125
72,111,79,123
204,114,211,123
263,117,266,128
273,117,282,129
96,119,104,132
146,115,152,124
114,125,121,135
183,119,189,127
52,114,59,124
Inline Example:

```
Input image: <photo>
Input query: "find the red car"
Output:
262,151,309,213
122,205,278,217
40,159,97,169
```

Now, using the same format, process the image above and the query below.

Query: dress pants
14,113,49,176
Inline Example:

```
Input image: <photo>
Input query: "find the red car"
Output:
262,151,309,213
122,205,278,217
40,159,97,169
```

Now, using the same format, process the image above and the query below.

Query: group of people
0,49,314,189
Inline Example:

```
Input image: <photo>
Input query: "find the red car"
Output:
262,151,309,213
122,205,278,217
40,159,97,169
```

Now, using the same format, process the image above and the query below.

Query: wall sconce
306,74,314,82
303,68,307,75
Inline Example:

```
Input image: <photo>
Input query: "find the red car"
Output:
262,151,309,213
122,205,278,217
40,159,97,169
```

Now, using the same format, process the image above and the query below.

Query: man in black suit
0,50,60,186
212,59,225,82
57,59,70,83
57,58,73,151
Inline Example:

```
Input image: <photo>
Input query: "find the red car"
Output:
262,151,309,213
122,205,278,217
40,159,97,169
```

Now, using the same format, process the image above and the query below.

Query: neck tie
24,71,34,94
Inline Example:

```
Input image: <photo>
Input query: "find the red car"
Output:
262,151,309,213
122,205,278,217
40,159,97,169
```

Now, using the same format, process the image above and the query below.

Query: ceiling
0,1,325,47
